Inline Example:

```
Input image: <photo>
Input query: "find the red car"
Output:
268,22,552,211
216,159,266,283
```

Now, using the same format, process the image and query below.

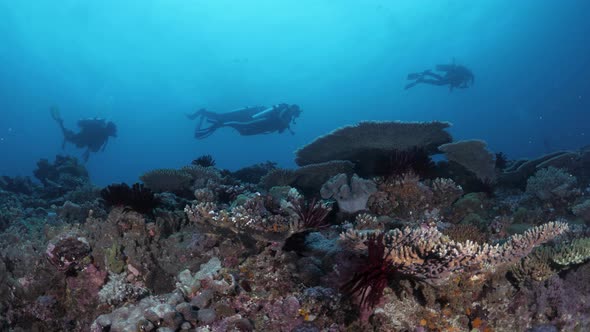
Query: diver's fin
404,81,418,90
186,108,206,120
50,106,62,123
407,70,431,80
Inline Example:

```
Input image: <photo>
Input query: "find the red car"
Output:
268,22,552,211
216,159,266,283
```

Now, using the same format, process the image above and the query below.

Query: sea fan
341,233,394,308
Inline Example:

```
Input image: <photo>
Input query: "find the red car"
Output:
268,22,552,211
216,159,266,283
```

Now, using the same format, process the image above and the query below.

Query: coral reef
2,132,590,331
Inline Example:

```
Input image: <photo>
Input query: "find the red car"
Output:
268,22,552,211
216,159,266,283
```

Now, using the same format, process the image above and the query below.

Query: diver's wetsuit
405,64,474,90
187,104,301,139
51,108,117,161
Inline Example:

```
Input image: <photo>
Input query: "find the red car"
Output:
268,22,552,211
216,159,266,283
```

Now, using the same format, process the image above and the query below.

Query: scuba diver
405,62,474,91
186,103,302,139
50,106,117,161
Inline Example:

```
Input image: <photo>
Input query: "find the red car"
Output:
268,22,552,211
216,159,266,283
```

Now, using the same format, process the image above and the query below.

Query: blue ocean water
0,0,588,185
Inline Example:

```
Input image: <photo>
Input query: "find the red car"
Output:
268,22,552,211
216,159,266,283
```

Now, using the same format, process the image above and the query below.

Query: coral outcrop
320,174,377,214
295,121,452,166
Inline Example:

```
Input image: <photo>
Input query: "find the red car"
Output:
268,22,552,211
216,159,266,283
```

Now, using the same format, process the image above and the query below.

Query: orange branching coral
341,222,568,284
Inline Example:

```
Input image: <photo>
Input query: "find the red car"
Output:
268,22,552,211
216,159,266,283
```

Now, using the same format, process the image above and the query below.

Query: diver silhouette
186,103,302,139
50,106,117,161
405,62,474,91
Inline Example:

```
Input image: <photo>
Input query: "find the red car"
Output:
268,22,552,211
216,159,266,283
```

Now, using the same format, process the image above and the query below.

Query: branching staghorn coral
511,236,590,283
552,237,590,266
185,193,298,243
340,222,568,285
525,166,578,202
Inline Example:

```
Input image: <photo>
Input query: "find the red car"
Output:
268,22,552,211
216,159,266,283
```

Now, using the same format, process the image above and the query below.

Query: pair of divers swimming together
49,61,473,161
50,103,302,161
185,103,302,139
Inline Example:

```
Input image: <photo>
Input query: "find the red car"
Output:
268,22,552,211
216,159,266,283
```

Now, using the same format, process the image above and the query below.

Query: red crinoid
292,198,332,230
341,233,395,308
